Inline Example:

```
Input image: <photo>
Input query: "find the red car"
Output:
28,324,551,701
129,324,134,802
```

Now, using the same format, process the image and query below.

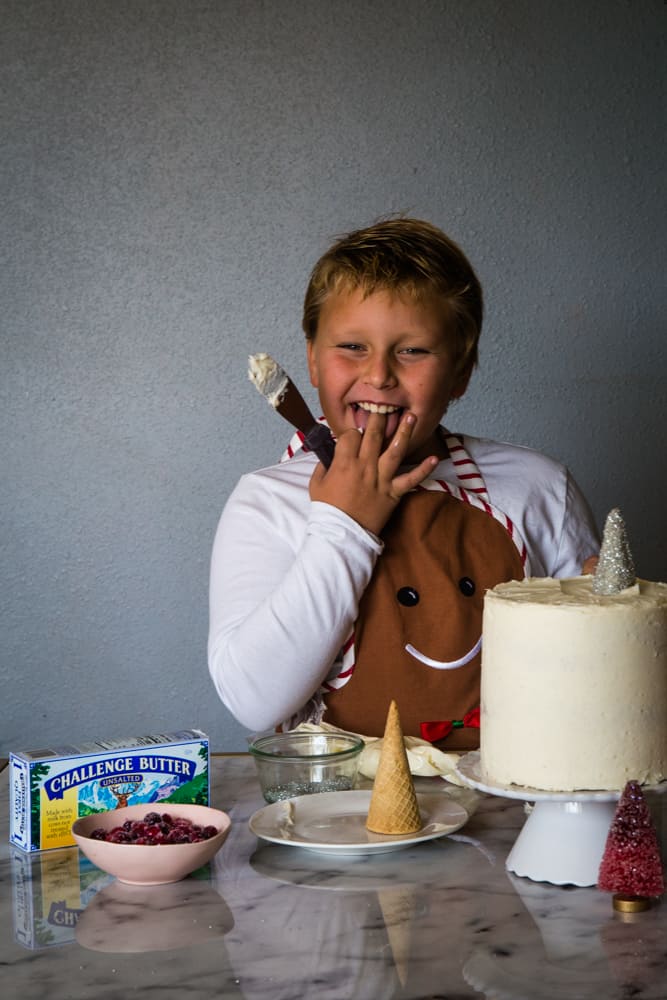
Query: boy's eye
399,347,429,356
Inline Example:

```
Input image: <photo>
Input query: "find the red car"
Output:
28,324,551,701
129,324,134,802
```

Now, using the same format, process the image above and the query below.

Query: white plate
248,789,468,855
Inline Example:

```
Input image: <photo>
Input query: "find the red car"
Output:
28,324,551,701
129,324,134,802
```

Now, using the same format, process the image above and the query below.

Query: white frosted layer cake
480,577,667,792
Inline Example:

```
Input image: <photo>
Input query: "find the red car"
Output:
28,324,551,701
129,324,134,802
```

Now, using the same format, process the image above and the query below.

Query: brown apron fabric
323,491,525,749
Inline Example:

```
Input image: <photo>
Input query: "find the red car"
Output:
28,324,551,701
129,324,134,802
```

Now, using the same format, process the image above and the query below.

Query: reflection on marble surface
1,755,665,999
11,845,114,949
249,833,494,892
75,876,234,953
463,872,667,999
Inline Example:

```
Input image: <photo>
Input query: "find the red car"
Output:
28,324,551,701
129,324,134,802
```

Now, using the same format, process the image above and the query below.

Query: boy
208,218,599,747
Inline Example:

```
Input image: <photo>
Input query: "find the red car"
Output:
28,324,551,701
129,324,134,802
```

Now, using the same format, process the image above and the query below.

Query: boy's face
307,287,469,463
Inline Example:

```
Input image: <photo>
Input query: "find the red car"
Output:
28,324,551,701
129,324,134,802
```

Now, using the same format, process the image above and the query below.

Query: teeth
356,402,401,414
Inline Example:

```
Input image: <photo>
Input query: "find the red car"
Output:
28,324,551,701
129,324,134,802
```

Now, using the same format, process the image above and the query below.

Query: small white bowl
72,803,231,886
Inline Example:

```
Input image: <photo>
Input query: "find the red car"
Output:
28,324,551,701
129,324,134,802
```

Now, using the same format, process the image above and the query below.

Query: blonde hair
302,217,483,378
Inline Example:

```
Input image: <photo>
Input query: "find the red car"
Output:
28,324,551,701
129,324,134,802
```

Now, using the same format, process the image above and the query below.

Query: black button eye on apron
397,586,420,607
459,577,476,597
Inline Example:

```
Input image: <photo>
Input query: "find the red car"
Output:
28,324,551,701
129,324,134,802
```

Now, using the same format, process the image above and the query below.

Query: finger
358,409,387,457
382,411,417,464
392,455,439,495
309,460,326,488
377,412,419,479
333,426,364,456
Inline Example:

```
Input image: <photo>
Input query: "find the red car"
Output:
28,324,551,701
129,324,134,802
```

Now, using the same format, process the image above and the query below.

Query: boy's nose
363,354,397,390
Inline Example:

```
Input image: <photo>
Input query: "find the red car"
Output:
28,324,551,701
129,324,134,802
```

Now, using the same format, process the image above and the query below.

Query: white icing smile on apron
405,635,482,670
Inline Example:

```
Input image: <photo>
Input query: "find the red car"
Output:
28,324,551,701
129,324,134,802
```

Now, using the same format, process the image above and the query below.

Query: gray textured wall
2,0,665,753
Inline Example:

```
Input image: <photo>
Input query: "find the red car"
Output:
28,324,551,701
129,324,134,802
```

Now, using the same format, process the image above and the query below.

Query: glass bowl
248,731,364,803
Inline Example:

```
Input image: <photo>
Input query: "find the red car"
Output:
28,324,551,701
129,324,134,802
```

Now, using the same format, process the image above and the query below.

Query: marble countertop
1,754,666,1000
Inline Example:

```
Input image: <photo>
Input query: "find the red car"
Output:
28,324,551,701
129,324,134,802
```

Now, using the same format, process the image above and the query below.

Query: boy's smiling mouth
353,401,403,415
351,401,405,438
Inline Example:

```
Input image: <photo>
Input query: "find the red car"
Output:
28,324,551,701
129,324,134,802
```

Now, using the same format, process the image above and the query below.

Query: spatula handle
304,422,335,468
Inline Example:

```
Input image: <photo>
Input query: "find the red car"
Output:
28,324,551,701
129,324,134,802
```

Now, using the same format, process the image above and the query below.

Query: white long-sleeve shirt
208,433,599,732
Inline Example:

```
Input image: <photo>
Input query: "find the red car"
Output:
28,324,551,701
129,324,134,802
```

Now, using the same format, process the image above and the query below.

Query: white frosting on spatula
248,352,289,407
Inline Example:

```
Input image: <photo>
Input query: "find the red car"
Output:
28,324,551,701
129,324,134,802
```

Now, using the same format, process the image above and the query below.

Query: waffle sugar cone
379,886,418,987
366,701,422,835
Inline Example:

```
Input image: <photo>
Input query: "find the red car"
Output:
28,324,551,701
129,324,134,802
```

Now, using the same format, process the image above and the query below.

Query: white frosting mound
480,575,667,792
248,353,288,407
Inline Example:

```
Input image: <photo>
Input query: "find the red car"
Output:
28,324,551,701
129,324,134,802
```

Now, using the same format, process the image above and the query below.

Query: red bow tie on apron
420,707,480,744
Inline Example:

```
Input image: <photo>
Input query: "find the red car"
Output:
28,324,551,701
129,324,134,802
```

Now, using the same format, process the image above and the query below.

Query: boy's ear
451,368,472,400
306,339,319,388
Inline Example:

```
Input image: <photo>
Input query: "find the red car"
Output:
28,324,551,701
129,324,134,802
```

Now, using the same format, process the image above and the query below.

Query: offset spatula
248,353,335,467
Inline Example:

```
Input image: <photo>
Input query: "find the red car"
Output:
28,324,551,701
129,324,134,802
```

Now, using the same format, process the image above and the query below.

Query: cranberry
109,831,132,843
88,812,219,845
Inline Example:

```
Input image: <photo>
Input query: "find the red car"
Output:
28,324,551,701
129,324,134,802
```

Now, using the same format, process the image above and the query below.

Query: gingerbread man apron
283,428,528,749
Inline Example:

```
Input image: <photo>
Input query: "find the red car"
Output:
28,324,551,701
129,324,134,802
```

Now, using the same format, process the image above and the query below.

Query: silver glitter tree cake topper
593,508,636,595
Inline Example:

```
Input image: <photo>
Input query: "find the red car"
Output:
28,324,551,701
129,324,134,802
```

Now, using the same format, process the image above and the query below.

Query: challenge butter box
9,729,209,853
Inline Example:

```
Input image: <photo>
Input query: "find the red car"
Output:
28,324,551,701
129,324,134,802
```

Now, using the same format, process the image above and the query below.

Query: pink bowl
72,803,231,886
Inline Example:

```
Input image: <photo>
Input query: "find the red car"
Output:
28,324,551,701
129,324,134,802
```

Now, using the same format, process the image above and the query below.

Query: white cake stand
455,751,620,887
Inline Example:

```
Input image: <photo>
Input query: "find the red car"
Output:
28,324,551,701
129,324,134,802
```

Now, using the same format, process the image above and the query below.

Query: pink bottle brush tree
598,780,664,902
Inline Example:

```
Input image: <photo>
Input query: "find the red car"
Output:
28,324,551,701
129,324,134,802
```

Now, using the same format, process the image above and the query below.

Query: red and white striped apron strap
281,428,307,463
281,420,332,464
444,432,489,498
